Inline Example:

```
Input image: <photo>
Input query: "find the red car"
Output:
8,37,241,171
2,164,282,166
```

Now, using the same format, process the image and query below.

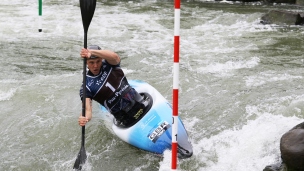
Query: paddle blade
73,146,87,170
79,0,97,33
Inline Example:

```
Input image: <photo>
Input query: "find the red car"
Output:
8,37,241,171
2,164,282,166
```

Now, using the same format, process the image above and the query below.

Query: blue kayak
99,80,193,158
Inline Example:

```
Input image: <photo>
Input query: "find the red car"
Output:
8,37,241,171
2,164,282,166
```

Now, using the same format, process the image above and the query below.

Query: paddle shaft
74,0,96,169
81,32,87,147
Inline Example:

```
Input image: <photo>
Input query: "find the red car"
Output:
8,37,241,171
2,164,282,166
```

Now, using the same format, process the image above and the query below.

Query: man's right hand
78,116,89,126
80,48,91,58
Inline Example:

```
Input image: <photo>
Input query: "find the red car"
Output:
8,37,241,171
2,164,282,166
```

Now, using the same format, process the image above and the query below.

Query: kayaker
77,45,148,127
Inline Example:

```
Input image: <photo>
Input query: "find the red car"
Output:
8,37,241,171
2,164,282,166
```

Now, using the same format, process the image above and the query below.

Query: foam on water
0,79,19,101
245,72,303,87
1,0,304,170
196,114,300,171
197,57,260,76
0,88,17,101
159,114,301,171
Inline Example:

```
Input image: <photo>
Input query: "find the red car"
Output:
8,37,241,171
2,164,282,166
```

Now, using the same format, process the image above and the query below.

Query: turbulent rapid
0,0,304,170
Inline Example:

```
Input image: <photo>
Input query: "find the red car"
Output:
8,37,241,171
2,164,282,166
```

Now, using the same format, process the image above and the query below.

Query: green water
0,0,304,170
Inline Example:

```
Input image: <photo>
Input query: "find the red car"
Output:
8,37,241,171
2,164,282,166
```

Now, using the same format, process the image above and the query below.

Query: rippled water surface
1,0,304,170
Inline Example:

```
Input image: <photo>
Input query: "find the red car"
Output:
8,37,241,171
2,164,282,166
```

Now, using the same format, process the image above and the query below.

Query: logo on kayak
134,109,143,119
148,121,171,143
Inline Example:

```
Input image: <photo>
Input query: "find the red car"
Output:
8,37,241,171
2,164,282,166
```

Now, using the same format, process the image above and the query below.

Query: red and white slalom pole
172,0,180,170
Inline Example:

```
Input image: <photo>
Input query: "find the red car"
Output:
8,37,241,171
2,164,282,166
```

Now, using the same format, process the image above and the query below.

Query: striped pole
38,0,42,32
172,0,180,170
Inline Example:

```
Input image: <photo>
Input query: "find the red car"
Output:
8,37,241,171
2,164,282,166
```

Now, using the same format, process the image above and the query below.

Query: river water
1,0,304,170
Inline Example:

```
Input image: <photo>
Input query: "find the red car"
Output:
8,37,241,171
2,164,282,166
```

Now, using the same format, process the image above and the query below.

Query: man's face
87,58,102,75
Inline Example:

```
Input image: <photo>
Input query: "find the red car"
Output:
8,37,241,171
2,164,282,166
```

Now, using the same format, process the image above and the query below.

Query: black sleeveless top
80,60,132,113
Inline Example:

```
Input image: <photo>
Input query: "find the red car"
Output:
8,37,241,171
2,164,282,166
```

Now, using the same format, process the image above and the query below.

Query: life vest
80,60,148,126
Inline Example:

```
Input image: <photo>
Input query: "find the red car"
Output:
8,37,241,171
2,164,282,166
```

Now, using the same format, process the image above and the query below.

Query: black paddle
73,0,96,170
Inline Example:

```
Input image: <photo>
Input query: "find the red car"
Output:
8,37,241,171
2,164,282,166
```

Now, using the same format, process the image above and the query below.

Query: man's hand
78,116,89,126
80,48,91,58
